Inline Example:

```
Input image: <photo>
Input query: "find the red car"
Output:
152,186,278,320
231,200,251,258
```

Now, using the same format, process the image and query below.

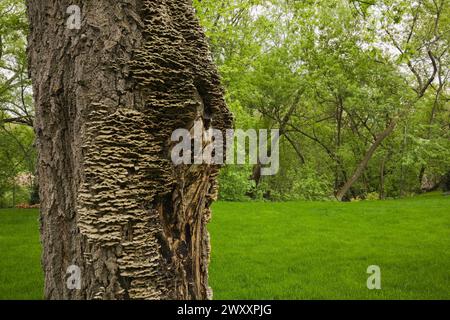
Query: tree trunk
333,96,344,193
336,120,396,202
379,155,386,200
12,181,16,208
418,80,444,190
27,0,232,300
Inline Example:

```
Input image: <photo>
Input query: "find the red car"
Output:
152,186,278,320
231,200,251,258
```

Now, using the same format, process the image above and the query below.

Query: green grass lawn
0,209,43,300
0,193,449,300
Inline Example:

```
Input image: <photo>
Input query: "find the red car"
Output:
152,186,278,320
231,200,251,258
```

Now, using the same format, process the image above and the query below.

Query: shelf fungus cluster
76,0,232,300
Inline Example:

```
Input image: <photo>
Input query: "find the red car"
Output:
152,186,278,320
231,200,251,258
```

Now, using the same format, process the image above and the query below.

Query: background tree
194,0,449,201
0,0,35,207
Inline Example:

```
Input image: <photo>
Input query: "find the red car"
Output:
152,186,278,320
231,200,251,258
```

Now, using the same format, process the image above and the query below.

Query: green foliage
0,0,35,207
365,192,380,201
194,0,449,201
0,186,31,208
262,144,334,201
0,124,35,207
0,0,448,203
218,166,255,201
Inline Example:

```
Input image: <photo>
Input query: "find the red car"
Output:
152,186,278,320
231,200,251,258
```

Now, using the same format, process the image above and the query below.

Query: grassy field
0,209,42,299
0,193,449,300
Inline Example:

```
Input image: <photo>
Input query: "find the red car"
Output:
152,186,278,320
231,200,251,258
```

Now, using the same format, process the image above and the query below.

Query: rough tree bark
27,0,232,300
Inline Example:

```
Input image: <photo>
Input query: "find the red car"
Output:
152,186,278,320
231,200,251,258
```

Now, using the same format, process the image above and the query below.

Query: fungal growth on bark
27,0,232,299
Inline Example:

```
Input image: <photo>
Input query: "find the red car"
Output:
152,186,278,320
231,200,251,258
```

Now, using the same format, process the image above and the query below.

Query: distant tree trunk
379,155,386,200
442,171,450,192
418,166,426,191
336,121,396,202
418,78,444,190
333,96,345,192
27,0,232,300
12,181,16,208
